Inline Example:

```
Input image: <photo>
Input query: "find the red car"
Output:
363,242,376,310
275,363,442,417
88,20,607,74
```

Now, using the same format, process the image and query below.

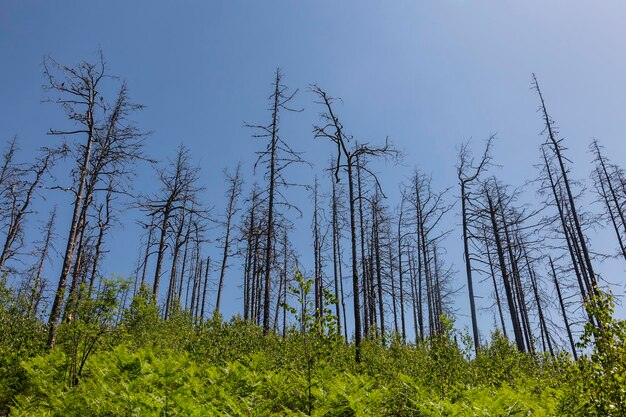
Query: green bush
2,273,624,416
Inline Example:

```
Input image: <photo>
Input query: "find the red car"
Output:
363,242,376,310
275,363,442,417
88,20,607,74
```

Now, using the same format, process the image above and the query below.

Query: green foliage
10,343,563,416
57,277,130,386
0,274,46,413
285,270,344,414
561,288,626,416
1,273,624,416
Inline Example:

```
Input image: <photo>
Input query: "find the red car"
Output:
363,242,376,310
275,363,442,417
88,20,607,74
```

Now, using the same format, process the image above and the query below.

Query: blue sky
1,1,625,343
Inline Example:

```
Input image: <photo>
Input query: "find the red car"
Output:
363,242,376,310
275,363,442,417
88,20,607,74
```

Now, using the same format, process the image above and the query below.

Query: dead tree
137,144,204,300
0,146,63,273
540,147,591,303
138,219,156,290
483,184,524,351
370,193,386,342
312,176,324,318
65,81,145,319
25,207,57,317
330,160,347,338
549,257,578,359
481,225,508,337
242,187,260,321
164,206,189,319
247,69,305,335
0,137,18,193
396,191,410,341
44,53,106,348
590,139,626,262
407,171,454,338
533,75,597,292
456,136,493,354
45,53,146,348
214,164,243,316
521,243,554,357
200,256,210,324
311,84,397,362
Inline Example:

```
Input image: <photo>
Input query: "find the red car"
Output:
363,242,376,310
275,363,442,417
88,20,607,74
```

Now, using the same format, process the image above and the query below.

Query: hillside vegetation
1,274,624,416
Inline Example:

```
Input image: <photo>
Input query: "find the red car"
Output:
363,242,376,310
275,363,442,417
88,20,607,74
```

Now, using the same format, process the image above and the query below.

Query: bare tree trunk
347,160,362,360
140,225,154,289
312,86,396,362
177,218,193,307
534,75,596,290
200,256,210,324
397,203,407,341
64,214,88,323
0,151,57,272
331,173,343,336
550,257,577,359
313,177,322,318
461,181,480,353
166,208,187,319
457,138,492,354
373,200,385,343
153,207,171,300
543,148,588,302
408,250,420,342
388,233,398,335
215,165,242,315
88,189,112,299
356,154,368,338
243,192,257,321
190,246,200,319
48,108,95,349
486,190,525,352
591,140,626,261
483,227,507,337
261,71,281,335
282,231,289,337
28,208,57,317
523,249,554,357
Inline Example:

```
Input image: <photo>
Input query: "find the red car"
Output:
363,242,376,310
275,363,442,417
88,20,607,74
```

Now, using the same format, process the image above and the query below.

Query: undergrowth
0,276,624,416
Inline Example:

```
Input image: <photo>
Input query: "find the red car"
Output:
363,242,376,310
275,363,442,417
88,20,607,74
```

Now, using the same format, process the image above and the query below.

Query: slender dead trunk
347,158,363,361
486,190,525,352
215,166,241,315
29,208,57,317
48,91,96,349
331,173,343,336
460,181,480,352
483,228,507,337
550,257,577,359
397,204,407,341
534,75,596,290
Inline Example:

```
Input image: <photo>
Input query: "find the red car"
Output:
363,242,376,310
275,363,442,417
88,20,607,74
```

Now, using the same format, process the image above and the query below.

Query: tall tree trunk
373,205,385,343
397,208,407,341
48,99,96,348
331,175,343,336
534,75,596,290
261,71,282,335
523,249,554,357
550,257,577,359
29,208,57,317
200,256,210,324
486,190,525,352
153,207,172,299
461,181,480,353
356,154,368,338
347,158,363,362
140,225,154,289
483,228,507,337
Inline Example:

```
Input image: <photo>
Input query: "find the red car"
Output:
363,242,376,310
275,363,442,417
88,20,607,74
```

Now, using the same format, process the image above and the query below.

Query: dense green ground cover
1,277,624,416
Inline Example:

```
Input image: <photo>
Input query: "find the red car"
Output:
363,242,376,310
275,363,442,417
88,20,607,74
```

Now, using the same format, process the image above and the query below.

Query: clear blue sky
1,1,625,343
